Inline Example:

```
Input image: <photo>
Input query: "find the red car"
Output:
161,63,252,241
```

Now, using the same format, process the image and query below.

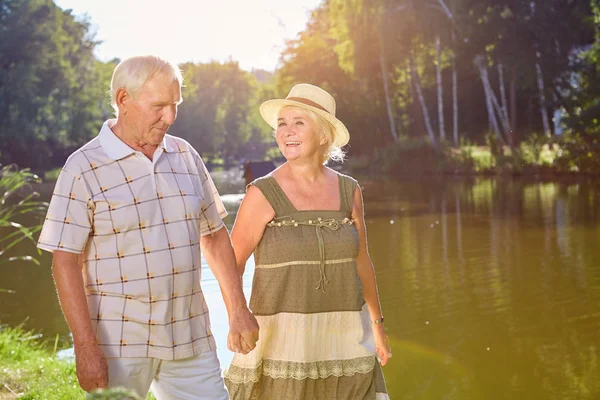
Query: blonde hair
279,106,346,165
110,55,183,115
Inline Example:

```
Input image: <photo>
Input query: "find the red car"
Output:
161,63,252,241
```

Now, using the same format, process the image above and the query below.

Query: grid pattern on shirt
38,129,227,360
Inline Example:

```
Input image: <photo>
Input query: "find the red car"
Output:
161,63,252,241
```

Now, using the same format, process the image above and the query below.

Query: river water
2,175,599,399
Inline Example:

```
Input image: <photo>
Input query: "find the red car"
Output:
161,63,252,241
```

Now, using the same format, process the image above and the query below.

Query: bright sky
54,0,323,71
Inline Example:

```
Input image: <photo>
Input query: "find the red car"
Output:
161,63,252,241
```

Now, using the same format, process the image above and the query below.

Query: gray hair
280,105,345,165
110,55,183,115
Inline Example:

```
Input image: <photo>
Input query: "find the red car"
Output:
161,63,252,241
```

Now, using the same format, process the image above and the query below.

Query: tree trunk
498,64,509,123
435,36,446,142
474,55,505,144
379,53,398,142
488,78,511,142
410,56,437,148
510,68,517,138
529,1,552,136
437,0,454,21
535,60,552,135
486,89,503,143
552,93,563,135
452,39,458,146
497,64,513,147
437,0,458,144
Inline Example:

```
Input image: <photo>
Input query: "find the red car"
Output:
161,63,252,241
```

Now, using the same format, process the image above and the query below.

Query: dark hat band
286,97,330,114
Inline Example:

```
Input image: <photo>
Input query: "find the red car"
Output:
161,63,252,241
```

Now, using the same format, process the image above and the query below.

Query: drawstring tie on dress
313,218,341,292
266,216,353,293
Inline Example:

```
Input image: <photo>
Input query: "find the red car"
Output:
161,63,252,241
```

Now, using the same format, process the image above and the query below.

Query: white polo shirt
38,120,227,360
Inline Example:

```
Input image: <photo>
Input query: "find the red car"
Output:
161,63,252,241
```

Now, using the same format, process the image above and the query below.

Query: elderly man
37,56,258,399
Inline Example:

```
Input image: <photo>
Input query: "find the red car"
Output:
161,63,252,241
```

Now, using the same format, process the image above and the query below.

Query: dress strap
338,174,358,216
248,176,296,216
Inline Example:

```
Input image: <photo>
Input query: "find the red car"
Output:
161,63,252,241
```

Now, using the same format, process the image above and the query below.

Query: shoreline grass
0,325,154,400
0,325,82,399
367,133,600,178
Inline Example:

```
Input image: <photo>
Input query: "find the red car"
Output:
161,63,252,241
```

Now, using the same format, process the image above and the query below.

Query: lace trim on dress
225,355,376,384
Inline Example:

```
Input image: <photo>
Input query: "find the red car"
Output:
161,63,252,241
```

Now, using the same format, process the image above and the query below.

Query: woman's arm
231,185,275,275
352,184,392,366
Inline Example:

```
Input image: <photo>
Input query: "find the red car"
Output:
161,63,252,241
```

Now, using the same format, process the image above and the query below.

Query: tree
170,61,273,161
279,2,390,155
464,0,594,140
562,1,600,136
0,0,113,171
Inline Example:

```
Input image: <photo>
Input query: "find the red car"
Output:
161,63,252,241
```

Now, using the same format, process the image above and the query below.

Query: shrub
0,165,48,281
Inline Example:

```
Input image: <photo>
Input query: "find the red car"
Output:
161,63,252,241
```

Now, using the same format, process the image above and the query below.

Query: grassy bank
0,326,153,400
0,325,83,399
354,132,600,177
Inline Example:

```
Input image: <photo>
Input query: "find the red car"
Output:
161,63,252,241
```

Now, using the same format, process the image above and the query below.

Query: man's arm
52,250,108,391
200,227,259,354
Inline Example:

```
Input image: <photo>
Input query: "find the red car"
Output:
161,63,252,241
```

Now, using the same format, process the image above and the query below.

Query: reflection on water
363,177,600,399
2,176,600,399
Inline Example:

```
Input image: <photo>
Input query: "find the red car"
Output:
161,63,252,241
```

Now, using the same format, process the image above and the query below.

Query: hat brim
260,99,350,147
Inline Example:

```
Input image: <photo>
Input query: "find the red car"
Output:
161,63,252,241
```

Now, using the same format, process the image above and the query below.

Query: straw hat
259,83,350,147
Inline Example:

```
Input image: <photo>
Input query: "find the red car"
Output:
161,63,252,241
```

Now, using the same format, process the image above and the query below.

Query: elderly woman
224,84,390,399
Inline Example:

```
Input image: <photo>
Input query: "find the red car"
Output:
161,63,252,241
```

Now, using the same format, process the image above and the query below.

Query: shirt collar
98,119,174,160
162,135,174,153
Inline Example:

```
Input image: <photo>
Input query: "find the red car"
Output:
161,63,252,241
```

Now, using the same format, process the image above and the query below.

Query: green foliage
377,136,499,175
519,133,557,167
275,0,597,162
375,132,600,177
169,62,275,162
482,132,523,174
469,147,494,172
87,388,143,400
279,3,392,153
551,132,600,173
43,167,62,182
0,0,114,171
0,324,82,399
562,0,600,136
484,132,503,158
0,165,47,276
0,0,598,173
0,1,280,170
379,136,440,174
0,326,156,399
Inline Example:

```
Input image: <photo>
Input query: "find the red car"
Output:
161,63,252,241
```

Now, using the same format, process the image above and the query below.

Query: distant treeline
1,0,599,172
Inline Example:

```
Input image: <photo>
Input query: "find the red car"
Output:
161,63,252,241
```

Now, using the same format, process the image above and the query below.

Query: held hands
373,323,392,366
228,308,260,355
74,342,109,392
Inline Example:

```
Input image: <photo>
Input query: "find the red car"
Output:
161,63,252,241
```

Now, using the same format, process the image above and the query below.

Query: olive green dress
224,173,389,400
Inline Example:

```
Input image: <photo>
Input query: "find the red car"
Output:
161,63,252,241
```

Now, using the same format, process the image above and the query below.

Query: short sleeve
196,157,227,236
37,169,93,254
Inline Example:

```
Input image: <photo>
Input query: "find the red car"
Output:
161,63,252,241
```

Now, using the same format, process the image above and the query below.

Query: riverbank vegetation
0,325,155,399
0,165,47,293
1,0,600,176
